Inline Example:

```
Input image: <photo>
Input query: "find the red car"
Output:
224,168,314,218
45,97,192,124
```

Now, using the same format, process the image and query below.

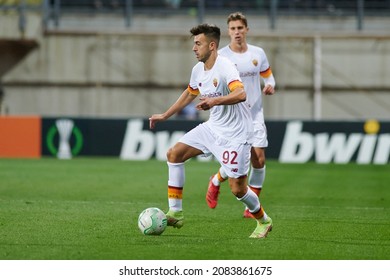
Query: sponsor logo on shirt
202,92,222,98
240,71,258,77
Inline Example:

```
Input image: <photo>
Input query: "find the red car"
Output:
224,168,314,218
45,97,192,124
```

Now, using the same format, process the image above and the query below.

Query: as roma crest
213,78,218,87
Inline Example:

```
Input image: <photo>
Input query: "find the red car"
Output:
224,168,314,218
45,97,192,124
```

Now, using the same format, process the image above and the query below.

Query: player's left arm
262,73,276,95
260,66,276,96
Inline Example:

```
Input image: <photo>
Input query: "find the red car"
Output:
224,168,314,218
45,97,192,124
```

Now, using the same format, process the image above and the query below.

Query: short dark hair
190,23,221,47
227,12,248,27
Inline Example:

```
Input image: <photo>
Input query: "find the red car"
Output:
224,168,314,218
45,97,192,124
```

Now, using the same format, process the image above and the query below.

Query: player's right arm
196,83,246,110
149,89,197,129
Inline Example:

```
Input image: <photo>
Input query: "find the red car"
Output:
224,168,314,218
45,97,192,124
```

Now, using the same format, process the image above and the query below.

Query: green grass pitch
0,158,389,260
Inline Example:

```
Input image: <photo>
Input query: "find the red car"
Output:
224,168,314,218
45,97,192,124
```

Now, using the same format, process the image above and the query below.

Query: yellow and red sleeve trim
260,67,272,78
228,80,244,92
187,85,200,96
168,186,183,199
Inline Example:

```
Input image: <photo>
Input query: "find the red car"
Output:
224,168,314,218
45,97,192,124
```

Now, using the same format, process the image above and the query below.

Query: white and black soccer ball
138,207,167,235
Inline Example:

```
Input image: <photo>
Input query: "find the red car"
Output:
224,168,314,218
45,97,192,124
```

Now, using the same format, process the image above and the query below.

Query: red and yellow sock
168,186,183,211
251,206,265,220
249,185,262,197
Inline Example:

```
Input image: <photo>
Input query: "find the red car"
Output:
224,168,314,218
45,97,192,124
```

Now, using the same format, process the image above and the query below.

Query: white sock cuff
167,161,185,187
248,165,266,189
167,162,185,167
236,187,261,213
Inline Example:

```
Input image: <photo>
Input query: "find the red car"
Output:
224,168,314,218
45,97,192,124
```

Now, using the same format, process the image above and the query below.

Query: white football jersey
219,44,272,124
187,55,253,144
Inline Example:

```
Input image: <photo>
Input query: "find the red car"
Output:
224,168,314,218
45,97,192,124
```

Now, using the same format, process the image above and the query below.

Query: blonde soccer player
206,12,276,218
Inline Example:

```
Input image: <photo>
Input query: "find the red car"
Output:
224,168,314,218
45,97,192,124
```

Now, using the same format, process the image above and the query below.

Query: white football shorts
252,121,268,148
179,123,251,178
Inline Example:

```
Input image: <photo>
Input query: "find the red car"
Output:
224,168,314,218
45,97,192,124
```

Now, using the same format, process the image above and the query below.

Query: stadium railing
1,0,390,33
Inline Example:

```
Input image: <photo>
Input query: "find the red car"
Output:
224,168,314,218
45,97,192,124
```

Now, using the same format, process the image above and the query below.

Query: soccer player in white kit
149,23,272,238
206,12,276,218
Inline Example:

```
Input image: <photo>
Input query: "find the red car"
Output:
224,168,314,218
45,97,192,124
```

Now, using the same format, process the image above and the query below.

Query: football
138,207,167,235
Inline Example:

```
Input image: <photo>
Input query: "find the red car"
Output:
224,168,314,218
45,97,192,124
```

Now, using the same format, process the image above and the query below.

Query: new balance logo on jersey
231,168,238,173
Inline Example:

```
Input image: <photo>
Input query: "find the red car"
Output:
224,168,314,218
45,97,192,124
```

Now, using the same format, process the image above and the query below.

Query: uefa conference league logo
46,119,83,159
